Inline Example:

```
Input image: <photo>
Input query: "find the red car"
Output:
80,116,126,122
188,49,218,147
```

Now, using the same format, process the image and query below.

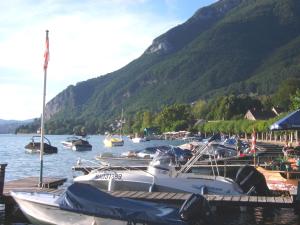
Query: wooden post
224,161,227,178
296,181,300,201
0,163,7,196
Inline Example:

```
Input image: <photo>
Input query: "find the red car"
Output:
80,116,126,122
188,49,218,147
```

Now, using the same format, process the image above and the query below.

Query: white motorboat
11,183,212,225
132,137,147,143
61,136,92,151
61,136,78,148
74,140,245,195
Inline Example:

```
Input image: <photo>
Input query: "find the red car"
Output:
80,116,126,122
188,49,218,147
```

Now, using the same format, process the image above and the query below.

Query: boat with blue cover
11,183,212,225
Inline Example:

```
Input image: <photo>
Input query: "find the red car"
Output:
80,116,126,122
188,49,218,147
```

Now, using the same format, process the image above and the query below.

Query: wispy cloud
0,0,215,120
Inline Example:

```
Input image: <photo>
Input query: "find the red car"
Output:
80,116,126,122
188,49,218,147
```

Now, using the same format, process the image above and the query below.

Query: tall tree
290,89,300,110
272,79,300,109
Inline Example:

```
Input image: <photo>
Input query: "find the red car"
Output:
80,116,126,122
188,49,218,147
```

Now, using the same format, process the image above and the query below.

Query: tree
205,95,262,120
132,111,144,133
154,104,194,132
191,100,207,119
272,79,300,109
142,111,152,129
290,89,300,110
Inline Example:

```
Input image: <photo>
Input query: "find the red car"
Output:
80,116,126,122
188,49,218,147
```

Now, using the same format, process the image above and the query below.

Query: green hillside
44,0,300,133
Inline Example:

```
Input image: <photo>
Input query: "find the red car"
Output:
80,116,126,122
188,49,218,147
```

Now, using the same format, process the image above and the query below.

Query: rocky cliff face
144,0,245,55
45,86,76,120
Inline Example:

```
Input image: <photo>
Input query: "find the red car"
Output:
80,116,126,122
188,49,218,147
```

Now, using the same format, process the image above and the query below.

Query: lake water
0,134,300,225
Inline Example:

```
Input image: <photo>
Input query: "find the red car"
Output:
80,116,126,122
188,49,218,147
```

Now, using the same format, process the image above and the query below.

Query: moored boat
132,137,147,143
11,183,212,225
24,136,57,154
103,134,124,147
61,136,92,151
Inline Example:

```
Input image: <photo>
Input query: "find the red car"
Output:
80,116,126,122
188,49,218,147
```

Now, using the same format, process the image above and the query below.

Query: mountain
0,119,34,134
45,0,300,127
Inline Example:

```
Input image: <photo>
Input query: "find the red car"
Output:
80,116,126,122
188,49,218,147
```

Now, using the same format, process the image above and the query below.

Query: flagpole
39,30,49,188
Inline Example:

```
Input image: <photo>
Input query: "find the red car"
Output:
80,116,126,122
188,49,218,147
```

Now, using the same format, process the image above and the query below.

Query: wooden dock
106,191,295,208
1,177,66,205
3,176,67,193
1,178,295,209
0,176,66,220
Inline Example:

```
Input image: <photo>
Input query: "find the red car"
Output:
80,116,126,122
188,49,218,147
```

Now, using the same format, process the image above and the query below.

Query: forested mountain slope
45,0,300,127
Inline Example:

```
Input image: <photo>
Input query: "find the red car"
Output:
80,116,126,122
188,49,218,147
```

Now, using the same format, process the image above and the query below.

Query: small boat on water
11,183,212,225
103,109,126,147
103,134,124,147
61,136,92,151
24,136,57,154
131,133,147,143
132,136,147,143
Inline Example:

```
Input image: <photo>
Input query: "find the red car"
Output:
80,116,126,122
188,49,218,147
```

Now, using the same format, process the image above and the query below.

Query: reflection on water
215,207,300,225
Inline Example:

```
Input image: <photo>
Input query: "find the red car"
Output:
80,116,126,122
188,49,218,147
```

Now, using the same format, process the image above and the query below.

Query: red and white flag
44,30,49,70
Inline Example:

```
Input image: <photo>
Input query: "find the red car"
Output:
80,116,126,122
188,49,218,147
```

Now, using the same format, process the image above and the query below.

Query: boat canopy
270,109,300,130
58,183,186,225
151,146,193,167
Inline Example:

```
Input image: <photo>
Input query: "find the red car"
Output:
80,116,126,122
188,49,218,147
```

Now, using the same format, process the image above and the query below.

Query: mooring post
296,181,300,202
0,163,7,196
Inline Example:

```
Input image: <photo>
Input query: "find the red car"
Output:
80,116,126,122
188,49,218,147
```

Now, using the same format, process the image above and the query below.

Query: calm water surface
0,134,299,225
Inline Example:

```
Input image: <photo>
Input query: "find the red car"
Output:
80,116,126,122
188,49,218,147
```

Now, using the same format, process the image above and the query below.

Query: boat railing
176,140,220,176
31,135,52,145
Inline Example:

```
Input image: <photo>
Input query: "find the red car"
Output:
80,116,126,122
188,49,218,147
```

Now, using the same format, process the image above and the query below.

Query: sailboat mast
120,108,124,137
39,30,49,187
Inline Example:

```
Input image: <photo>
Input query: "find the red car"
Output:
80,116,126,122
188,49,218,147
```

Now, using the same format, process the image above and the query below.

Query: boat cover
58,183,187,225
270,109,300,130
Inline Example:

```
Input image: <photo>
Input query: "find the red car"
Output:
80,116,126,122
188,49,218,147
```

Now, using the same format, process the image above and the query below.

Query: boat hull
12,192,146,225
103,137,124,147
25,143,57,154
71,144,92,151
132,137,146,143
74,169,243,195
62,137,92,151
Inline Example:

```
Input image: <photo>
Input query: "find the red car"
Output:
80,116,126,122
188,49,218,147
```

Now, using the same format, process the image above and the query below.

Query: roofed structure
244,108,277,121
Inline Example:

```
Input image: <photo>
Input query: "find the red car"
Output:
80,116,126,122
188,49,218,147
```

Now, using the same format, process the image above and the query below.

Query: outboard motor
235,165,270,196
179,193,213,224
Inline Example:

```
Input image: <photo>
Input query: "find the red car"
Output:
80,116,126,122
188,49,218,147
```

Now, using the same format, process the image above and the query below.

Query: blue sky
0,0,217,120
